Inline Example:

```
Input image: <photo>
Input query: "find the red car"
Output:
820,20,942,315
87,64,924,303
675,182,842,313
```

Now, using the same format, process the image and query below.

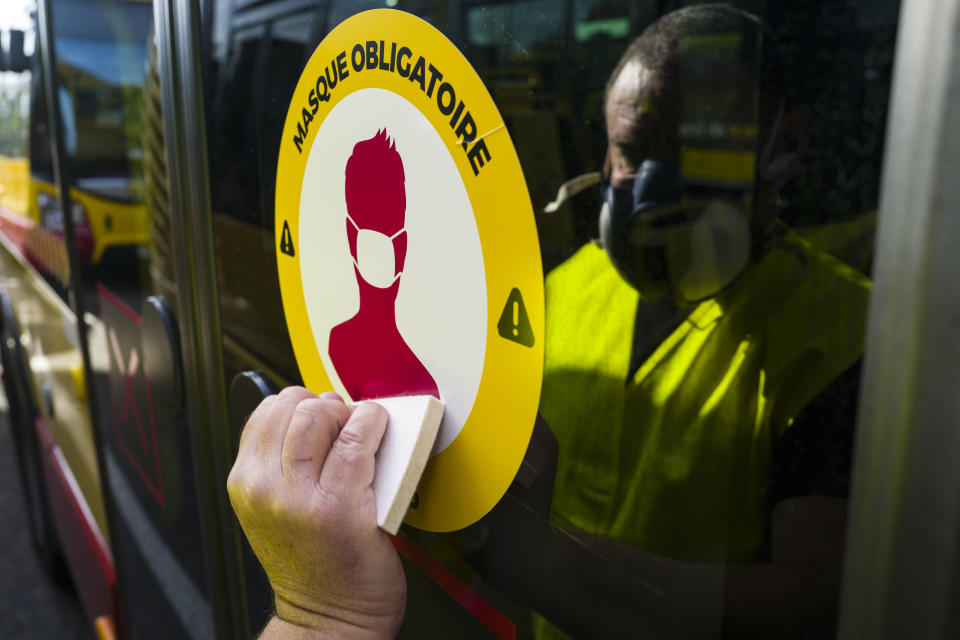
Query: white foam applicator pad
362,395,444,534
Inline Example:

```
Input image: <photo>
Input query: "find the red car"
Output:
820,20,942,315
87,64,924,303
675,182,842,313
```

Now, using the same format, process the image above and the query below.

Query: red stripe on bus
35,416,117,624
96,282,140,324
0,206,33,251
390,532,516,639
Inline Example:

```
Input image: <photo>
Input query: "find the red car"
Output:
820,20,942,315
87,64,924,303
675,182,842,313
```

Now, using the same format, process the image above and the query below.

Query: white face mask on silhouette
347,213,404,288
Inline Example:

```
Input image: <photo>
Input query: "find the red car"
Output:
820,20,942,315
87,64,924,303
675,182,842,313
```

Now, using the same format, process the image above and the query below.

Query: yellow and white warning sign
275,9,544,532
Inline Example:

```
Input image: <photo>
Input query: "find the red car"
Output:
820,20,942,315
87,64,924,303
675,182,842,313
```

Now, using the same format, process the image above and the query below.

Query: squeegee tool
364,395,444,534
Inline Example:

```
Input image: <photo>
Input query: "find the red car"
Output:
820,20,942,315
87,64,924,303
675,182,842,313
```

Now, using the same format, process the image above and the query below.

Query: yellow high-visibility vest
539,228,870,564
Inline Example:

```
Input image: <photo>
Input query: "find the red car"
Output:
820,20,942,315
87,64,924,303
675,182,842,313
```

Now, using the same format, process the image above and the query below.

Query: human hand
227,387,405,639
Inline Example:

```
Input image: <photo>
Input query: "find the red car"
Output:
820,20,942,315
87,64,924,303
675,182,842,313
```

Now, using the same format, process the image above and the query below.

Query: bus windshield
53,0,151,193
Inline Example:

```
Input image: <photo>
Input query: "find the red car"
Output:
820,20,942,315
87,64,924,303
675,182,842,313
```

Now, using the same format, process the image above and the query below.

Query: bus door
36,0,229,637
163,1,916,640
161,0,550,635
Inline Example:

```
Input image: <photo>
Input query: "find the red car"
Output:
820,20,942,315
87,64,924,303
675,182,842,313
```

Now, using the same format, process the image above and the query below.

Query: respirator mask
347,213,406,288
599,160,753,305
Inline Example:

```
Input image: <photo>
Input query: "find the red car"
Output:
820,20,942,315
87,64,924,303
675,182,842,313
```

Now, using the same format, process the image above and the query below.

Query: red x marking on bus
109,327,149,454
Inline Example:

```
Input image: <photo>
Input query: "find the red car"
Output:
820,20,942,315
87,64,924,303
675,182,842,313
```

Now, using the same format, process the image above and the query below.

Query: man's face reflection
604,59,676,189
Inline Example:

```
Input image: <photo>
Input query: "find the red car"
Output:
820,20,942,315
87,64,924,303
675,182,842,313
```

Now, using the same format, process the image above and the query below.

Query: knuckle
317,391,345,403
291,397,329,421
227,471,276,522
291,398,348,432
278,385,304,398
242,475,273,505
226,467,243,499
249,394,277,421
269,491,318,528
268,494,296,522
278,386,312,406
337,424,367,451
238,397,272,441
318,396,350,419
332,434,370,472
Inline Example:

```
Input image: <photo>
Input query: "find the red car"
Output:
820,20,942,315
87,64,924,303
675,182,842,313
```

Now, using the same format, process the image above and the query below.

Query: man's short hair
605,5,773,115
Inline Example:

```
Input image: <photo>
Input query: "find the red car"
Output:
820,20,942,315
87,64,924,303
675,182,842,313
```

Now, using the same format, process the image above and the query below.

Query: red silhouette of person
328,129,440,401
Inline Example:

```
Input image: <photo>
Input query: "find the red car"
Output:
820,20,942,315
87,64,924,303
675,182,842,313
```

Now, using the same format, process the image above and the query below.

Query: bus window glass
45,1,217,638
467,1,564,55
198,0,899,637
17,0,152,302
54,0,149,189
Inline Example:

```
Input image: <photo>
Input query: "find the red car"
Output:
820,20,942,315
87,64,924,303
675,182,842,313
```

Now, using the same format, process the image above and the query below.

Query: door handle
228,370,277,450
141,295,182,412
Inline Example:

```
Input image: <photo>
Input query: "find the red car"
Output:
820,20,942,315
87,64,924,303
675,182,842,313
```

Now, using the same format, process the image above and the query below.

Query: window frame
839,0,960,636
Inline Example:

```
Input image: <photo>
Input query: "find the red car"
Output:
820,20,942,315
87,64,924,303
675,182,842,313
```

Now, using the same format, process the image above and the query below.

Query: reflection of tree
0,82,30,157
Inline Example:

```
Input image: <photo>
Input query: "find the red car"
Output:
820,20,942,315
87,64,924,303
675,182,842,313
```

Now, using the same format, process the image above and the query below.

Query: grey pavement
0,410,91,639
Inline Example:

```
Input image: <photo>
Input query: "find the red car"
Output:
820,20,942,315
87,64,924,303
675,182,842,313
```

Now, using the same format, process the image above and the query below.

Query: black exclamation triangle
280,220,295,257
497,288,534,347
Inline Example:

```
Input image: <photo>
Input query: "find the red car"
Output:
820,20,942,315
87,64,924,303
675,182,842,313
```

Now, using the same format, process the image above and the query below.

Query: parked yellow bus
0,0,148,285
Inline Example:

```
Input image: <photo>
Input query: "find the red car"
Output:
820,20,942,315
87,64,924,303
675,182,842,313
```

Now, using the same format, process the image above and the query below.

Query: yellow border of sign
275,9,544,532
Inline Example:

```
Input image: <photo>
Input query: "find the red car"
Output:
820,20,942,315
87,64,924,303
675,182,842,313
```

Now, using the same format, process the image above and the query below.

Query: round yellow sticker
275,9,544,532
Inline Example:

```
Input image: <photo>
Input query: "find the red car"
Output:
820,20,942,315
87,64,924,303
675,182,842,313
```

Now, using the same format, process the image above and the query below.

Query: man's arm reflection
474,372,856,639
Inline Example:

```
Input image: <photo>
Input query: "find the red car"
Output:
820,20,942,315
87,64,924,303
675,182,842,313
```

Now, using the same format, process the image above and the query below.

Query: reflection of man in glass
475,6,869,639
329,129,440,401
